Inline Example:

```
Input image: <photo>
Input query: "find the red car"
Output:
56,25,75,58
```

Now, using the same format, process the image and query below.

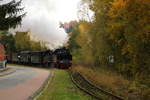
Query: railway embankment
70,66,150,100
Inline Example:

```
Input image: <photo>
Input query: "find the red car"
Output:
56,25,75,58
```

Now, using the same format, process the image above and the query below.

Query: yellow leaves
78,22,91,32
76,29,88,47
117,39,124,46
138,18,149,25
109,0,126,18
77,23,92,47
79,24,85,32
141,0,150,5
108,22,125,40
111,0,126,8
138,25,150,43
121,44,133,56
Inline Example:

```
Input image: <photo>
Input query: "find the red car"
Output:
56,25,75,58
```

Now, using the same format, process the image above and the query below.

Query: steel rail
70,72,124,100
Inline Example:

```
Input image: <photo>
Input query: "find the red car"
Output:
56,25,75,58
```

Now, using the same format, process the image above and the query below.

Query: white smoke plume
8,0,81,49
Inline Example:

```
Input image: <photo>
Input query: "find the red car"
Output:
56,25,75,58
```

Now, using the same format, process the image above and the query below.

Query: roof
20,50,53,55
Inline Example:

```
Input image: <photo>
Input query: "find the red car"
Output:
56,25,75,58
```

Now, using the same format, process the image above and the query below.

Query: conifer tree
0,0,26,31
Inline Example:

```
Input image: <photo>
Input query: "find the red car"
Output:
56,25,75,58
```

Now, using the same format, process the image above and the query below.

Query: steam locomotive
7,48,72,69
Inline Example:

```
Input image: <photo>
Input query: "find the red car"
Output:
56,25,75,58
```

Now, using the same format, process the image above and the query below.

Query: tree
108,0,150,78
0,0,26,31
15,31,31,51
0,33,16,53
31,41,48,51
73,0,149,84
68,27,81,52
15,31,48,51
78,0,92,22
88,0,113,66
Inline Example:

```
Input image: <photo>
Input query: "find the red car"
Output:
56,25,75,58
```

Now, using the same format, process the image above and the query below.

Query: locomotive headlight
18,55,21,58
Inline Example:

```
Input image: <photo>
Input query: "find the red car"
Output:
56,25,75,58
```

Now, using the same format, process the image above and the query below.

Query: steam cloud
15,0,67,49
9,0,80,49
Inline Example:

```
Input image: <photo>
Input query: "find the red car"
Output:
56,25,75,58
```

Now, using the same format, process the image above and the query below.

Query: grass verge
37,69,93,100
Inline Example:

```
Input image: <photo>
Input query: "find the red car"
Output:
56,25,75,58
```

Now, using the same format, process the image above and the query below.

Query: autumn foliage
68,0,149,91
67,0,149,99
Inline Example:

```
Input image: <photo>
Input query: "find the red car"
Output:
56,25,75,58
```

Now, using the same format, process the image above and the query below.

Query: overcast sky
12,0,81,49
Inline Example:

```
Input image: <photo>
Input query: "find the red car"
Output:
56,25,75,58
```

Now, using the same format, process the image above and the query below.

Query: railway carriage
30,51,42,65
42,50,53,67
7,48,72,69
19,51,30,64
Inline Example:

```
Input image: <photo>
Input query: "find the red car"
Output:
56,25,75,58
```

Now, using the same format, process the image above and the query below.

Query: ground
0,65,50,100
37,69,93,100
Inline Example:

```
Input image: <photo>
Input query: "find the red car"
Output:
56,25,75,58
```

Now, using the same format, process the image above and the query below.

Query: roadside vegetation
71,66,149,100
64,0,150,100
37,69,93,100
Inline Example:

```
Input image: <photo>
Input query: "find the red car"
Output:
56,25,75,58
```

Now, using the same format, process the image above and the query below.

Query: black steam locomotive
7,48,72,69
54,48,72,69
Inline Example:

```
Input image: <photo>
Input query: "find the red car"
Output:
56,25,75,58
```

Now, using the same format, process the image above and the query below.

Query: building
0,43,6,68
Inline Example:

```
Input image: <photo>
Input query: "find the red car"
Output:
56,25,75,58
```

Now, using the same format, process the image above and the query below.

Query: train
54,48,72,69
7,48,72,69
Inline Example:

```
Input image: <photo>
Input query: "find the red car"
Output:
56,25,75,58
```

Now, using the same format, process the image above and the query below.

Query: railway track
71,72,124,100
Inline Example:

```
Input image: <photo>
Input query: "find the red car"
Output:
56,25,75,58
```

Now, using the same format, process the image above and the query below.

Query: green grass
37,69,93,100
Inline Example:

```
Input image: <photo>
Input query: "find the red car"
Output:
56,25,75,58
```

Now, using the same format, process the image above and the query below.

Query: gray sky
14,0,81,49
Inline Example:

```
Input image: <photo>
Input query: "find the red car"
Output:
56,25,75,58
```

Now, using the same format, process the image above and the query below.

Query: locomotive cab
55,48,72,69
